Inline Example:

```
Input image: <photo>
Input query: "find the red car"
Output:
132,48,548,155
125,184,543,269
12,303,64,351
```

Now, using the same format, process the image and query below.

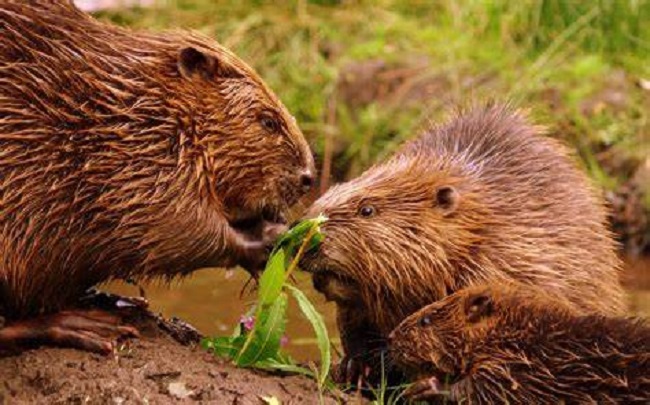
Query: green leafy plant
203,215,331,387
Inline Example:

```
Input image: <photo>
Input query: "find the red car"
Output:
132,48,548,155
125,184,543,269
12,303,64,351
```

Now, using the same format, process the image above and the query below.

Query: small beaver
301,103,624,385
0,1,314,352
389,284,650,404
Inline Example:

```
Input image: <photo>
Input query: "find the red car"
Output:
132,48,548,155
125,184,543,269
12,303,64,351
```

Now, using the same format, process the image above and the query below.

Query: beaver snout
276,168,315,209
311,271,329,291
387,327,410,350
298,247,322,276
299,169,315,193
309,270,358,303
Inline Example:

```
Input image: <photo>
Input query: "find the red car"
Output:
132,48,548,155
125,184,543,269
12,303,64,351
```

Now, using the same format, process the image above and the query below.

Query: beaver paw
403,376,444,401
0,309,139,354
235,220,288,275
332,356,372,389
236,239,270,276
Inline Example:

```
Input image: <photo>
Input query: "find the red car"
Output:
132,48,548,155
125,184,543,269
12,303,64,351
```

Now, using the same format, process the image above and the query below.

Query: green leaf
273,220,312,250
285,284,331,387
236,292,288,366
257,358,314,377
307,231,324,253
258,250,286,306
272,215,328,256
201,335,246,359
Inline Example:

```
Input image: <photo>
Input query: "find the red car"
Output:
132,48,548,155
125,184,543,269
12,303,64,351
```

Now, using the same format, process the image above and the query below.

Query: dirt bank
0,309,344,405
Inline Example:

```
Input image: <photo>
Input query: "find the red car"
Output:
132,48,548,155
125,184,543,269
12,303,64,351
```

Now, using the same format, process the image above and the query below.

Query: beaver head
388,286,478,382
388,284,574,383
171,42,315,229
302,149,488,333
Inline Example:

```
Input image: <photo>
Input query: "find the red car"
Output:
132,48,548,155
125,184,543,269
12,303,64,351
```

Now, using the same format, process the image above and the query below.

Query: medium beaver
0,1,314,352
389,284,650,404
301,103,624,385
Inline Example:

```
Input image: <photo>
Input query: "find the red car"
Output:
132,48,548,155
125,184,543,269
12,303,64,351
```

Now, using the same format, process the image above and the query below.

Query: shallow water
107,270,340,362
107,257,649,362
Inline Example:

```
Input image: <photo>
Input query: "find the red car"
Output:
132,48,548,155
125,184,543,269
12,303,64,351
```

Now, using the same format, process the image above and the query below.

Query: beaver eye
260,116,281,133
419,315,433,327
358,205,376,218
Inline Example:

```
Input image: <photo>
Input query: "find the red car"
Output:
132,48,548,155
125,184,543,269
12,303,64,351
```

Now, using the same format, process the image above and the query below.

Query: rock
167,381,193,399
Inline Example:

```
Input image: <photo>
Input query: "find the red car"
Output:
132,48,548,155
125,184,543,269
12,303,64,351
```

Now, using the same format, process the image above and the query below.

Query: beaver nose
300,171,315,192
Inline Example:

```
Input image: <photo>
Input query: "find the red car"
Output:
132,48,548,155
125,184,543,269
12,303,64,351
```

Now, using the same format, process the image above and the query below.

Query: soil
0,308,347,405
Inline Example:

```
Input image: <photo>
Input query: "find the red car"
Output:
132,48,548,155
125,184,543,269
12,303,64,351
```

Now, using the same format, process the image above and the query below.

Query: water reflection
106,257,649,361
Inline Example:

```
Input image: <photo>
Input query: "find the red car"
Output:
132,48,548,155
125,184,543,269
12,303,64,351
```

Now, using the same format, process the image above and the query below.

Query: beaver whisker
365,337,389,346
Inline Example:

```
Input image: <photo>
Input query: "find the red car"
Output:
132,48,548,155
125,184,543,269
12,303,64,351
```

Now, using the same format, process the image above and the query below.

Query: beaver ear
434,186,459,215
465,293,493,323
178,47,241,81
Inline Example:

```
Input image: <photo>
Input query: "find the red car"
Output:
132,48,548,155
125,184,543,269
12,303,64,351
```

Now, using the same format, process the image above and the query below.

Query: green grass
96,0,649,201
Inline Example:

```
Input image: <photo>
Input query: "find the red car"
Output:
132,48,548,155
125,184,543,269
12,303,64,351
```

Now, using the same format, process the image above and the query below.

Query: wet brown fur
0,1,314,319
390,284,650,404
303,103,624,372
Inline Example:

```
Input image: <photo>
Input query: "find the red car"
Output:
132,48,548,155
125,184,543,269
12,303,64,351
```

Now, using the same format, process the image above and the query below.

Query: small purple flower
240,315,255,331
280,335,289,347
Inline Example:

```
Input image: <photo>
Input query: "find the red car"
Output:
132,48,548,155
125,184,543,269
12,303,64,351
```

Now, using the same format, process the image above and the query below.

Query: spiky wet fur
391,284,650,404
304,103,623,369
0,1,313,318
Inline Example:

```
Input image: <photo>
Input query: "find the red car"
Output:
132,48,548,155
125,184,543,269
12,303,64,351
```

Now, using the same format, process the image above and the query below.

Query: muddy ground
0,311,348,405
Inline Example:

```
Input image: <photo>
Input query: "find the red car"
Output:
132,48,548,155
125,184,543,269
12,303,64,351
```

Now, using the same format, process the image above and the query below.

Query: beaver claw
0,309,139,354
403,376,444,401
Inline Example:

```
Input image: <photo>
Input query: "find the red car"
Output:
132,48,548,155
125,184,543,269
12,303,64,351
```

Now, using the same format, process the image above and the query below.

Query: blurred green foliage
96,0,649,196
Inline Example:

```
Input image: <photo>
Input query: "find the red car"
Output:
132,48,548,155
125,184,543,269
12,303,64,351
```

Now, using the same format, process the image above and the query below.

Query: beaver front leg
0,309,139,354
334,306,404,395
403,376,444,401
0,290,144,354
334,311,377,388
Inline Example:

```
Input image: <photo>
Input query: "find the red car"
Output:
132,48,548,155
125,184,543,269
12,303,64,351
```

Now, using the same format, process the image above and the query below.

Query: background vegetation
97,0,649,253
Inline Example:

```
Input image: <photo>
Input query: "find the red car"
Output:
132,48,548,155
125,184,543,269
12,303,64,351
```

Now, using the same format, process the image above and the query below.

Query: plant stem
285,224,318,280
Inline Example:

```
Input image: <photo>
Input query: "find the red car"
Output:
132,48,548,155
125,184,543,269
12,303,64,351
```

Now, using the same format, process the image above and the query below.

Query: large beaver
0,1,314,352
389,284,650,404
302,103,624,385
